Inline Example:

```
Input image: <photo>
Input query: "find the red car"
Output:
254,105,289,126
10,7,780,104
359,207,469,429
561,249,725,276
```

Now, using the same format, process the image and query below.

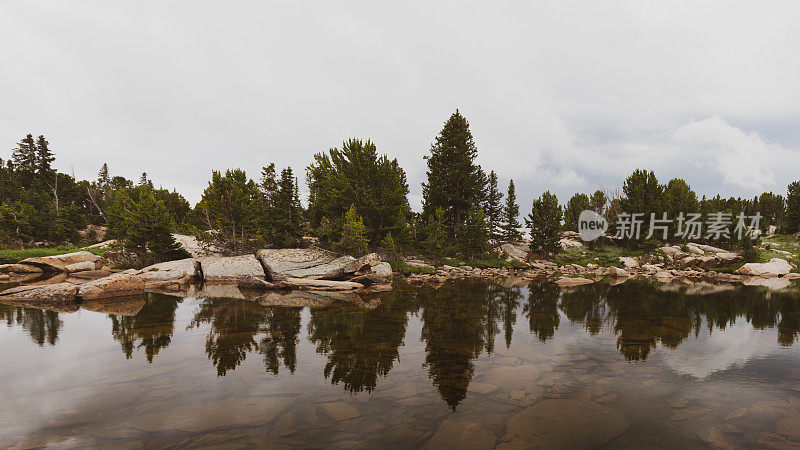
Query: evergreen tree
526,191,562,257
589,190,607,215
106,189,134,239
338,204,368,256
500,179,522,241
483,170,503,240
421,110,486,234
620,169,664,239
198,169,260,253
34,135,55,178
123,188,188,266
786,181,800,233
563,193,590,232
272,167,303,247
98,163,111,187
11,134,37,185
380,232,400,261
424,207,450,264
307,138,410,246
459,205,489,258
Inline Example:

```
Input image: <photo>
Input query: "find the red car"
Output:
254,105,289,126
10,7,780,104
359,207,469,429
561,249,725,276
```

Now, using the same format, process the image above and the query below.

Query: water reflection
2,279,800,410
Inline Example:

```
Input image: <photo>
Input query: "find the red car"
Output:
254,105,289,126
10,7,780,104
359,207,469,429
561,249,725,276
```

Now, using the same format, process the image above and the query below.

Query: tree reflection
0,304,62,346
308,294,409,393
110,293,182,363
189,298,300,376
523,283,560,342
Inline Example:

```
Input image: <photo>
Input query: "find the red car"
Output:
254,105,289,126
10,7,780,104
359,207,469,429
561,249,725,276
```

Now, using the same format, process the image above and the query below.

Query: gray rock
135,258,200,290
555,276,594,286
284,277,364,291
498,399,629,449
0,282,80,302
64,261,97,273
424,419,496,450
350,262,393,285
200,255,266,283
78,271,145,300
607,266,630,278
19,251,101,272
735,258,792,277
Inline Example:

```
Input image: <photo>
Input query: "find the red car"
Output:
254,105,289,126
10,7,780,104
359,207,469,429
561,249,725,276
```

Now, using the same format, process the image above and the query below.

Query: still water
2,279,800,448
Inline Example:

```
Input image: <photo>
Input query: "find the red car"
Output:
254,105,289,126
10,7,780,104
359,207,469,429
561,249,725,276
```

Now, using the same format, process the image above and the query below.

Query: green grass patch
391,261,436,275
553,244,647,268
439,256,528,269
0,245,106,265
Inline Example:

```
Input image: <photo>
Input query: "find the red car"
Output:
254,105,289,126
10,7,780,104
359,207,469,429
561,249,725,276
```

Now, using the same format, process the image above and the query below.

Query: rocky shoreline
0,248,393,304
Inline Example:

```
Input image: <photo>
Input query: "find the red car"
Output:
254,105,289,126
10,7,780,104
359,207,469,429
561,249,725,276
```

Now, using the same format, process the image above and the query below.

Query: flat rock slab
135,258,199,288
19,251,101,272
0,263,43,274
78,271,145,300
555,276,594,286
257,249,382,280
200,255,265,284
0,282,80,303
64,261,97,273
424,419,496,449
498,399,629,449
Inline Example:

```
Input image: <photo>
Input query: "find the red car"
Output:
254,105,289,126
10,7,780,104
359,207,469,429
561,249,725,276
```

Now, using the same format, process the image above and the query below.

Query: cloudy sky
2,1,799,210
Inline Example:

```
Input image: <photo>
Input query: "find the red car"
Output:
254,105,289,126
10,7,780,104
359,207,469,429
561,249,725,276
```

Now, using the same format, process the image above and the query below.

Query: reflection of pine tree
490,286,523,349
560,284,609,335
524,283,561,342
189,298,301,376
418,282,500,410
308,293,409,393
0,304,62,346
110,294,182,363
260,307,302,375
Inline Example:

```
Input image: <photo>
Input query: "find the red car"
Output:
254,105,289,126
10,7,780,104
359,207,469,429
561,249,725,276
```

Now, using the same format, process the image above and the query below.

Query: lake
2,279,800,448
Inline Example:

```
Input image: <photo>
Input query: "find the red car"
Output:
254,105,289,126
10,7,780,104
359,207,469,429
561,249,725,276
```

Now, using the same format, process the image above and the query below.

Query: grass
439,256,528,269
0,245,107,265
391,260,436,275
553,244,647,268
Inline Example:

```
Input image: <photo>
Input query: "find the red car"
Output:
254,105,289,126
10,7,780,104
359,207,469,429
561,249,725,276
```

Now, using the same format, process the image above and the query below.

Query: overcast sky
2,1,799,210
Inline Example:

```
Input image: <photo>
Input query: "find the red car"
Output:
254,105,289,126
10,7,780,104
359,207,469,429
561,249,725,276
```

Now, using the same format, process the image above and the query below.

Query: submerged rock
284,278,364,291
424,419,496,450
498,399,629,449
555,276,594,286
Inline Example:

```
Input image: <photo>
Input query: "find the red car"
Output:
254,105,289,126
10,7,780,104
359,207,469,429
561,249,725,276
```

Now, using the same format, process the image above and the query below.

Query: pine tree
483,170,503,240
272,167,303,247
98,163,111,187
421,110,486,234
563,193,590,232
459,205,489,258
500,179,522,241
786,181,800,233
380,232,400,261
424,207,450,263
198,169,260,253
34,135,55,178
124,188,188,266
526,191,562,257
589,190,607,215
11,134,37,185
338,204,368,256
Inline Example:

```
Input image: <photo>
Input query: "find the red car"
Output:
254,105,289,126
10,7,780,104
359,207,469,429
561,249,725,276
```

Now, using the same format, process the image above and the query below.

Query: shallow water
2,279,800,448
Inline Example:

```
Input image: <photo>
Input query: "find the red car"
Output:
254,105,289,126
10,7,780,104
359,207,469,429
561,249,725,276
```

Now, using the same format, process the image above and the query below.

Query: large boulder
19,251,101,272
172,234,221,257
0,282,80,302
500,242,529,262
256,248,380,281
200,255,266,284
735,258,792,278
135,258,200,290
78,271,146,300
64,261,97,273
350,262,393,285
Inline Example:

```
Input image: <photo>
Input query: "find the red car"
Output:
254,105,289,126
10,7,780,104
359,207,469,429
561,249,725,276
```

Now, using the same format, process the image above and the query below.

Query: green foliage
526,191,562,256
620,169,664,239
0,245,106,265
563,193,590,232
458,205,489,258
786,181,800,233
589,190,607,215
337,204,369,257
307,138,410,247
422,110,486,235
391,260,436,275
500,179,522,241
380,232,400,262
119,188,190,267
197,168,261,254
423,207,452,263
483,171,503,240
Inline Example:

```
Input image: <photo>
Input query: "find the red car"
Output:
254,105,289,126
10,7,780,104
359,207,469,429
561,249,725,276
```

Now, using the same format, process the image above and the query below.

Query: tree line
3,111,800,265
